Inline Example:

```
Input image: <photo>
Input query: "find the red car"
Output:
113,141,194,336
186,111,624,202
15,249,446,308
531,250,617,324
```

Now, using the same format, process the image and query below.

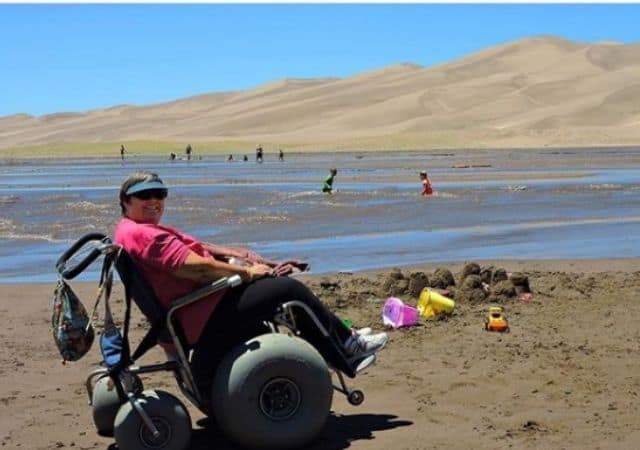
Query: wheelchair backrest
56,233,177,364
109,249,170,343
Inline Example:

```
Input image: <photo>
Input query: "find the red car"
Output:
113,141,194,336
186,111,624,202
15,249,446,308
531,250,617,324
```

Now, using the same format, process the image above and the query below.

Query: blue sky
1,3,639,117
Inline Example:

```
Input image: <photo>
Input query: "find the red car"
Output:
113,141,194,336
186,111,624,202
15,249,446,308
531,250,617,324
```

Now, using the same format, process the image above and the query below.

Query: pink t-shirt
114,217,226,346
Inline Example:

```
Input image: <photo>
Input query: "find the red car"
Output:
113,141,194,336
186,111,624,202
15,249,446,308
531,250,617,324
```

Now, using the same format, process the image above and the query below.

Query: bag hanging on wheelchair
52,232,110,363
51,278,95,362
101,321,123,367
98,254,125,368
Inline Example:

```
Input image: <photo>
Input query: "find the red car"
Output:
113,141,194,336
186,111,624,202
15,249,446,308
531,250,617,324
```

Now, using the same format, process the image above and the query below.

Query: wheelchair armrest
164,275,241,405
168,275,242,312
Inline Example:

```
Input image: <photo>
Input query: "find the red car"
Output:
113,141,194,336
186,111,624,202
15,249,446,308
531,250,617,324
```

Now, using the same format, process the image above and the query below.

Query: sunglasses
130,189,168,200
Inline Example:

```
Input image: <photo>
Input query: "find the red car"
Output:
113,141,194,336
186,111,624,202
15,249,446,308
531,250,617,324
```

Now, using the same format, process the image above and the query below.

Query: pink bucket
382,297,419,329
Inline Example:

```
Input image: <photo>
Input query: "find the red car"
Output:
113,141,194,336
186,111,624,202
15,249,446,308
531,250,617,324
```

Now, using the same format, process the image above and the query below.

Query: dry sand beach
1,258,640,450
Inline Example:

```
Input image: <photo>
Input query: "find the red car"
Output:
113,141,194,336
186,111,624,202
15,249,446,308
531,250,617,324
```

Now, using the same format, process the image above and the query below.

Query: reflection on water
1,149,639,282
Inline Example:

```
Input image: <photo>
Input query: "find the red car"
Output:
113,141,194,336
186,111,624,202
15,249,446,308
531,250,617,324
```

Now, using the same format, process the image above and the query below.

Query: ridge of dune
2,35,640,151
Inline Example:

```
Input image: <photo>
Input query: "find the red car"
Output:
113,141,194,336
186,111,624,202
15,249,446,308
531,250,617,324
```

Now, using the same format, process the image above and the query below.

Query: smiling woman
118,172,168,221
114,170,389,386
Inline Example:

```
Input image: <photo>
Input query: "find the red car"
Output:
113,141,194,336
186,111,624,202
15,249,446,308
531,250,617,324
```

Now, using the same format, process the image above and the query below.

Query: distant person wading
420,171,433,196
322,168,338,194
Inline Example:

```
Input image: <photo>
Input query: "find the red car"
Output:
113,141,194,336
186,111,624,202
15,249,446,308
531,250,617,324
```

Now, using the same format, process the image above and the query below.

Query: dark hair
119,171,164,215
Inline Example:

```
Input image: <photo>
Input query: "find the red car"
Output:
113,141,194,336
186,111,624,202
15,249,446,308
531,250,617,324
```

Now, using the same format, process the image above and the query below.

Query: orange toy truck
485,306,509,332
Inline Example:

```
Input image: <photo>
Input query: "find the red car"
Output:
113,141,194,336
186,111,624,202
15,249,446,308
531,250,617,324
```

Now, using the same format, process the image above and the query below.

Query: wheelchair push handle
56,232,109,280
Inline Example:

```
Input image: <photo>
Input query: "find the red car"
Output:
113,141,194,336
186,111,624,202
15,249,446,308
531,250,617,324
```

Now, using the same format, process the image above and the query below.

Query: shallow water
1,149,639,283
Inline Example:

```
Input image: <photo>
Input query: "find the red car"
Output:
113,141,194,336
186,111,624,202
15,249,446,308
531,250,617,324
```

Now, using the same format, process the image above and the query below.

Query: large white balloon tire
113,390,192,450
92,374,143,436
212,333,333,449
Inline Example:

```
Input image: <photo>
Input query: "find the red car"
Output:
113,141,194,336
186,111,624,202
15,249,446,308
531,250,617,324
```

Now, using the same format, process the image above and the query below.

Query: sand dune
1,35,640,151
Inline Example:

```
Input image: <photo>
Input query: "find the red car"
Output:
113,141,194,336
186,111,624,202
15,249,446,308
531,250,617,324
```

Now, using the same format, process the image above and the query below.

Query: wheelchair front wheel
348,389,365,406
212,333,333,449
92,373,143,436
113,390,191,450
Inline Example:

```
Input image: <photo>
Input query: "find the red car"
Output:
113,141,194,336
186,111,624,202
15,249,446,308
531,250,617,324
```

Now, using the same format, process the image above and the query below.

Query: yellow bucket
417,288,455,317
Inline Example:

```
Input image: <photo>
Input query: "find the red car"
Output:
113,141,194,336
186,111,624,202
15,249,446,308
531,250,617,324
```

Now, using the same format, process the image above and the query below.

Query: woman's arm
172,251,272,283
201,242,264,263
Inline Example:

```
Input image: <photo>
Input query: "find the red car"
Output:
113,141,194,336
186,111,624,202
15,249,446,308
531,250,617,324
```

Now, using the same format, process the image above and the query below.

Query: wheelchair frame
82,241,366,438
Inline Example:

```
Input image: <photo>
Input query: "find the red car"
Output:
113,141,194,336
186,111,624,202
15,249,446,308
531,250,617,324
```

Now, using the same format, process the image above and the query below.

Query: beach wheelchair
56,233,367,450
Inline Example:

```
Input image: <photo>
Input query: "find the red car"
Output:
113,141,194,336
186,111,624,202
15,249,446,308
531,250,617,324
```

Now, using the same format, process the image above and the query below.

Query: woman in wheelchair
115,171,388,385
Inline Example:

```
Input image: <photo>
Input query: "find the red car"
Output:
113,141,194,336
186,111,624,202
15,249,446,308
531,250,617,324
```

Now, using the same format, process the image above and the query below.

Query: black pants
191,276,352,389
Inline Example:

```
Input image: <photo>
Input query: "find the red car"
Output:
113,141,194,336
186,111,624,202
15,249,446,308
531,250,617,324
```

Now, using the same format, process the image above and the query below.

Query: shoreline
6,257,639,287
2,144,640,161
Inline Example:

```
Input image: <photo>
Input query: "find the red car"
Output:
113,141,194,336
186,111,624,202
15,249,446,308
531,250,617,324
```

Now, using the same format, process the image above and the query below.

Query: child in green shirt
322,167,338,194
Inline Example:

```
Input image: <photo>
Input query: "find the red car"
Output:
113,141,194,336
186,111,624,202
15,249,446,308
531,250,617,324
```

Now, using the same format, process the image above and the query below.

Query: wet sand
2,258,640,450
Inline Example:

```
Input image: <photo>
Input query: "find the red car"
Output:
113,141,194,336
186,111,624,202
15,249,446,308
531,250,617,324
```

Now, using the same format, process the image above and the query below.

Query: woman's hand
242,249,265,264
272,260,310,276
244,263,273,282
